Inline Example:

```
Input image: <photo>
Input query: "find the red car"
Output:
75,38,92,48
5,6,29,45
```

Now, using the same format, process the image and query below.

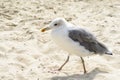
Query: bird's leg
80,57,87,74
58,55,70,71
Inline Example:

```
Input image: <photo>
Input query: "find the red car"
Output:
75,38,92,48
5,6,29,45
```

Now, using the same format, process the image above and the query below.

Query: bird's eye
54,23,57,26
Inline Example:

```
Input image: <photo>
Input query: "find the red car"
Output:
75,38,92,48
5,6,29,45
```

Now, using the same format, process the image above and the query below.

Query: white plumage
51,22,94,57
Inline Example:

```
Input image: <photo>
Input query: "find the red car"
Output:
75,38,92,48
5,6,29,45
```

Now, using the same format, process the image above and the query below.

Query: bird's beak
41,27,51,32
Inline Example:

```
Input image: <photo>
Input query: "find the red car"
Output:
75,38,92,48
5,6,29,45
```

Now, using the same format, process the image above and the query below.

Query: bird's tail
97,42,113,55
105,51,113,55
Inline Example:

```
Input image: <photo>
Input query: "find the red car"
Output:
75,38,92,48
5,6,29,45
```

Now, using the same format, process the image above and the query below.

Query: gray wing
68,29,111,54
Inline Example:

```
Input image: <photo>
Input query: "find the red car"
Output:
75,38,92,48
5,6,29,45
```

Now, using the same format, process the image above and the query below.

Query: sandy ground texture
0,0,120,80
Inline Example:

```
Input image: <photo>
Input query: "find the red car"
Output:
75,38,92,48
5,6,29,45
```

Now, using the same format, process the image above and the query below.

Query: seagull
41,18,112,74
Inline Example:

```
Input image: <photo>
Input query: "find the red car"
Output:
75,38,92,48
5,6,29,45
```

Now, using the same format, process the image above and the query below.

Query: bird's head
41,18,67,32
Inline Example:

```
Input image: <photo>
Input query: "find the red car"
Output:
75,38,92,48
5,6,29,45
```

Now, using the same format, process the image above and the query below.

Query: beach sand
0,0,120,80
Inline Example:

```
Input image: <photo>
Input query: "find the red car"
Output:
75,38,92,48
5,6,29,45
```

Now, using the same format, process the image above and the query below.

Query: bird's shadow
51,68,107,80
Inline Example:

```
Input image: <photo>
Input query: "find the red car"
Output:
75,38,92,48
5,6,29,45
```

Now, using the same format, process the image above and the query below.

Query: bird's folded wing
68,29,108,54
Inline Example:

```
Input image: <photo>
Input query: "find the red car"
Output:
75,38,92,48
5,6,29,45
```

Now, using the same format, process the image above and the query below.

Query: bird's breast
51,28,68,45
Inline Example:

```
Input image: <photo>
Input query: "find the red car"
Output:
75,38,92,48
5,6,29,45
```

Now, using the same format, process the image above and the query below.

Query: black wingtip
109,53,113,55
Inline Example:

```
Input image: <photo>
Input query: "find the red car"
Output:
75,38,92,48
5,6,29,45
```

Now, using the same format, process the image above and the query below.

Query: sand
0,0,120,80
